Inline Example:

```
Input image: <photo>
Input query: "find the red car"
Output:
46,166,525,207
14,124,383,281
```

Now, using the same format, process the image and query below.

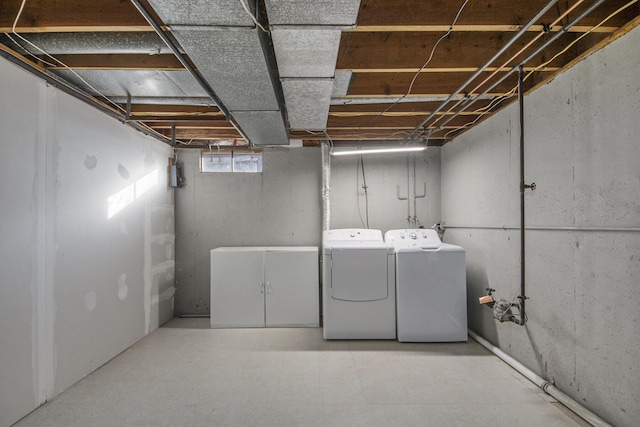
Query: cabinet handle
260,282,264,293
267,282,272,294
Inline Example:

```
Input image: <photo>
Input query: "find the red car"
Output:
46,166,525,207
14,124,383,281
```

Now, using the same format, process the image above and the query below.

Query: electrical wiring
524,0,639,82
239,0,269,33
422,0,635,141
445,0,638,138
425,0,587,132
330,0,470,128
442,88,516,139
4,33,58,67
356,155,370,229
8,0,127,115
323,130,335,154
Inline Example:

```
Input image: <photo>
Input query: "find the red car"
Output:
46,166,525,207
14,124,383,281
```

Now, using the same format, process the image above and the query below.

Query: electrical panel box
169,164,183,188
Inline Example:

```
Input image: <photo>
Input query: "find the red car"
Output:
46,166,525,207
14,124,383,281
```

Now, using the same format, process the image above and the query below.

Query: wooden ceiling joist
337,31,611,70
161,128,243,140
42,54,186,71
127,104,223,115
347,71,533,97
327,114,486,128
0,0,151,33
355,0,637,29
329,100,495,113
350,25,619,33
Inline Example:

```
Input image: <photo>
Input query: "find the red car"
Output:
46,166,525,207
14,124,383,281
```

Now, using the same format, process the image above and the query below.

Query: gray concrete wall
0,58,175,426
441,26,640,427
330,149,441,233
174,147,322,315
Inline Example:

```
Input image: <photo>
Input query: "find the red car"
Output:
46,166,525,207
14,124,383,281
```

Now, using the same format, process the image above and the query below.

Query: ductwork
147,0,289,145
265,0,361,131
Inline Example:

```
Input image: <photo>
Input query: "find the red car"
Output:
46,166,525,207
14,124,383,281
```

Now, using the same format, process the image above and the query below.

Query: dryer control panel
384,229,441,246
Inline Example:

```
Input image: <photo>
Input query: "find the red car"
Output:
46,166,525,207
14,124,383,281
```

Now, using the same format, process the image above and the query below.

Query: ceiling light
330,146,426,156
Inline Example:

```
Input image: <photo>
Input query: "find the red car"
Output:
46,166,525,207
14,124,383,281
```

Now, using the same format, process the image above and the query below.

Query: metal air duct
265,0,361,131
146,0,289,145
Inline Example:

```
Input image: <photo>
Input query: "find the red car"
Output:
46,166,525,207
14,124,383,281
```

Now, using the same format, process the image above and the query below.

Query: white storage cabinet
210,247,319,328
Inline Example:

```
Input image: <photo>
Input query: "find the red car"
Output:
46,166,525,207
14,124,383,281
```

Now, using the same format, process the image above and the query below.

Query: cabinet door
264,250,319,327
210,250,265,328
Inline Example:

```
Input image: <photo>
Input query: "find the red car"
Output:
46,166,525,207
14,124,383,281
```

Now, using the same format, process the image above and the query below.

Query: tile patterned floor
15,318,587,427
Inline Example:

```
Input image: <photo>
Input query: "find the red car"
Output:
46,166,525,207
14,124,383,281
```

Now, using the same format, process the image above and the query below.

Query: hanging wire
239,0,269,33
8,0,127,114
355,155,370,229
442,0,639,140
524,0,639,82
330,0,470,128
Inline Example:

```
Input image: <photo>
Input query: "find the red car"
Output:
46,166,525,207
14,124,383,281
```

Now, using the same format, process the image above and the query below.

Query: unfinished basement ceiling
0,0,638,148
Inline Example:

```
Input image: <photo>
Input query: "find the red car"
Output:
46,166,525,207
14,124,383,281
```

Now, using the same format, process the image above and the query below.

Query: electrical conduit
468,330,612,427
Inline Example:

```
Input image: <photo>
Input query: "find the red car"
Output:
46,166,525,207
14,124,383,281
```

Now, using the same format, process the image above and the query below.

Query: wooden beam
128,104,223,115
329,100,494,113
144,121,235,129
347,71,545,97
355,0,637,29
295,130,449,144
342,66,560,73
351,25,619,33
42,54,185,70
337,31,610,70
159,128,243,140
0,0,150,33
327,114,486,128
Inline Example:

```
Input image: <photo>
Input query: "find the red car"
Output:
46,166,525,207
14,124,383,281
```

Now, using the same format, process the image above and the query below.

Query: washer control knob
350,232,356,238
400,234,405,239
410,232,417,240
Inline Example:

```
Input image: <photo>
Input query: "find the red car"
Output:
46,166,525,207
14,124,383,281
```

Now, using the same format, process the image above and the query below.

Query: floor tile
14,320,591,427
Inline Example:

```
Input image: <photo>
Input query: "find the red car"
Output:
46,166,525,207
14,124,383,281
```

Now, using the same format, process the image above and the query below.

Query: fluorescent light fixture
331,146,427,156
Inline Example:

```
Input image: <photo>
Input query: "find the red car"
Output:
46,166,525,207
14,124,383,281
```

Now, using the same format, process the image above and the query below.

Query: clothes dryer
385,229,467,342
322,229,396,339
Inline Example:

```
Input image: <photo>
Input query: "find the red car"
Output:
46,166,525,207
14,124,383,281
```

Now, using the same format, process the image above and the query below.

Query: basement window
201,150,262,173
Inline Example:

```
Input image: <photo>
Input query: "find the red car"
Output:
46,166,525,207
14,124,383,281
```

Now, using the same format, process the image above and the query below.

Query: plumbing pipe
321,143,331,231
429,0,586,131
518,65,527,325
468,330,613,427
444,225,640,232
407,156,412,225
403,0,559,141
434,0,606,133
412,155,417,227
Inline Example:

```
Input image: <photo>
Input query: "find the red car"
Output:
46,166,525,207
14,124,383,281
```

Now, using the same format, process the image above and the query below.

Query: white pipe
321,143,331,231
469,330,612,427
444,225,640,232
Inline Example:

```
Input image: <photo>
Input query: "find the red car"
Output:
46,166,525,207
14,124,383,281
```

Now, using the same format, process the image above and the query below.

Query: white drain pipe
468,330,612,427
321,143,331,231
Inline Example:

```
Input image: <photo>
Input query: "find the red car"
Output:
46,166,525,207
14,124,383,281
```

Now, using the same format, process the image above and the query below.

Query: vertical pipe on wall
412,154,418,227
406,156,412,226
518,65,527,325
321,143,331,231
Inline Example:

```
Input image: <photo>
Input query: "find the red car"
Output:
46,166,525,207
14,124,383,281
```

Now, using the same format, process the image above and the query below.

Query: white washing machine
385,229,467,342
322,229,396,339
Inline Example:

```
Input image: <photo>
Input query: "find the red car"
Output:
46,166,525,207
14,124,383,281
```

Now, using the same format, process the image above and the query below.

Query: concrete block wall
441,26,640,427
330,149,441,233
174,147,322,315
0,58,175,426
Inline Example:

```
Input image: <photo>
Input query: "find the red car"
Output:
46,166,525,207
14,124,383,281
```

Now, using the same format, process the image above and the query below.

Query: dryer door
331,248,388,301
